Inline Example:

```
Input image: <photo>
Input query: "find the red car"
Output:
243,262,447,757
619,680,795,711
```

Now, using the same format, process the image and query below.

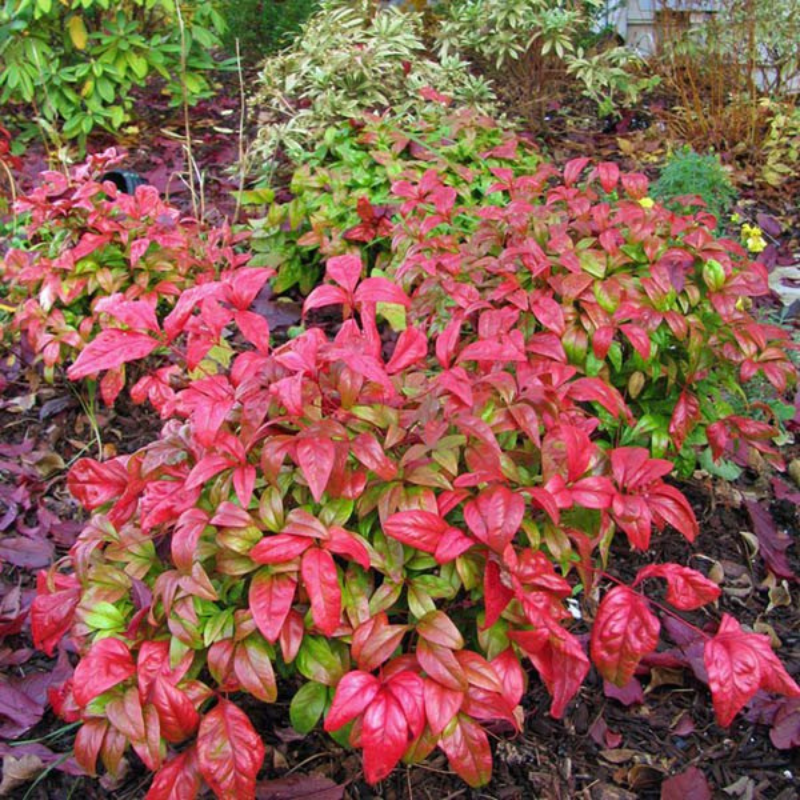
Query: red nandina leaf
150,676,200,742
355,277,410,308
596,162,620,193
106,686,146,742
491,648,526,708
197,700,265,799
648,484,698,542
509,626,590,718
324,671,380,731
439,714,493,788
361,688,409,784
568,378,631,421
146,746,202,800
249,570,296,643
590,587,660,686
386,326,428,374
235,310,270,354
73,638,136,707
295,437,335,503
424,679,464,736
351,433,397,480
326,254,363,294
434,526,474,564
68,457,129,510
326,527,370,570
619,324,651,360
668,391,701,452
31,579,80,656
234,636,278,703
463,486,524,553
250,533,313,564
385,671,425,739
416,639,468,691
634,564,721,610
383,510,447,553
563,157,590,187
67,330,159,380
704,615,800,727
483,560,513,629
172,508,210,573
303,285,349,314
301,548,342,636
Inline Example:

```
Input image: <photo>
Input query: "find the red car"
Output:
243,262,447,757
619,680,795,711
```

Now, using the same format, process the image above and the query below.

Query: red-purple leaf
463,486,524,553
661,767,712,800
439,714,493,788
634,564,721,610
301,548,341,636
295,437,335,503
324,671,380,731
145,746,202,800
249,570,296,643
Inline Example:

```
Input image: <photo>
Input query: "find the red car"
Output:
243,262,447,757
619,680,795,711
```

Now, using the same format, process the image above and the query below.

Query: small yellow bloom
746,235,767,254
730,213,741,224
639,197,655,209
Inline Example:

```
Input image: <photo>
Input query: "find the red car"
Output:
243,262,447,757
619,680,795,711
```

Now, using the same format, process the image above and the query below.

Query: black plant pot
99,170,147,195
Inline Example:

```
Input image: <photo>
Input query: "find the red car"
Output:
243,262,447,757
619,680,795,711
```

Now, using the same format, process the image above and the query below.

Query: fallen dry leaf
0,754,44,796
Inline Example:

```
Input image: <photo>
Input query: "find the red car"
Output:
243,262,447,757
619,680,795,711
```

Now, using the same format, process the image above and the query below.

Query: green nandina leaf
289,680,328,734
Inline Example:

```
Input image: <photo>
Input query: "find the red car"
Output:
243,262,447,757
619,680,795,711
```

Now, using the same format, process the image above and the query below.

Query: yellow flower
639,197,655,209
730,213,741,224
746,235,767,254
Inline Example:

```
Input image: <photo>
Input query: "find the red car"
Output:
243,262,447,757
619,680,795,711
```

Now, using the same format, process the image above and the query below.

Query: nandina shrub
31,185,799,798
387,157,796,474
249,102,541,294
0,149,251,402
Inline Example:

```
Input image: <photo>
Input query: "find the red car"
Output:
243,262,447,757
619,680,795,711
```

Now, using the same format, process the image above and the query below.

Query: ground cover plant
21,154,799,799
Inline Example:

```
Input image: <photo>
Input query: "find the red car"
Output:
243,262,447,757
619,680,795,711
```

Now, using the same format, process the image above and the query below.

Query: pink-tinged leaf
661,767,712,800
563,157,590,187
67,457,129,510
649,484,698,542
634,564,721,610
745,500,796,580
621,172,649,199
74,719,107,776
67,330,159,380
249,570,296,643
197,699,265,800
568,378,631,421
234,636,278,703
770,699,800,750
602,677,644,706
324,671,381,731
509,626,590,718
383,510,447,554
590,587,660,687
463,486,525,553
250,534,313,564
172,509,210,572
295,437,335,503
435,315,463,368
94,295,160,333
106,686,146,742
301,548,342,636
303,285,350,314
530,294,565,335
424,679,464,736
235,310,270,355
434,526,474,564
416,639,468,691
150,677,200,742
73,638,136,707
361,689,409,784
439,714,493,788
351,433,397,481
326,527,371,571
136,641,192,704
351,615,407,673
386,327,428,374
596,162,620,193
592,325,614,360
145,746,202,800
354,278,410,308
417,611,464,650
668,391,700,452
528,487,560,524
326,254,363,294
704,615,800,728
